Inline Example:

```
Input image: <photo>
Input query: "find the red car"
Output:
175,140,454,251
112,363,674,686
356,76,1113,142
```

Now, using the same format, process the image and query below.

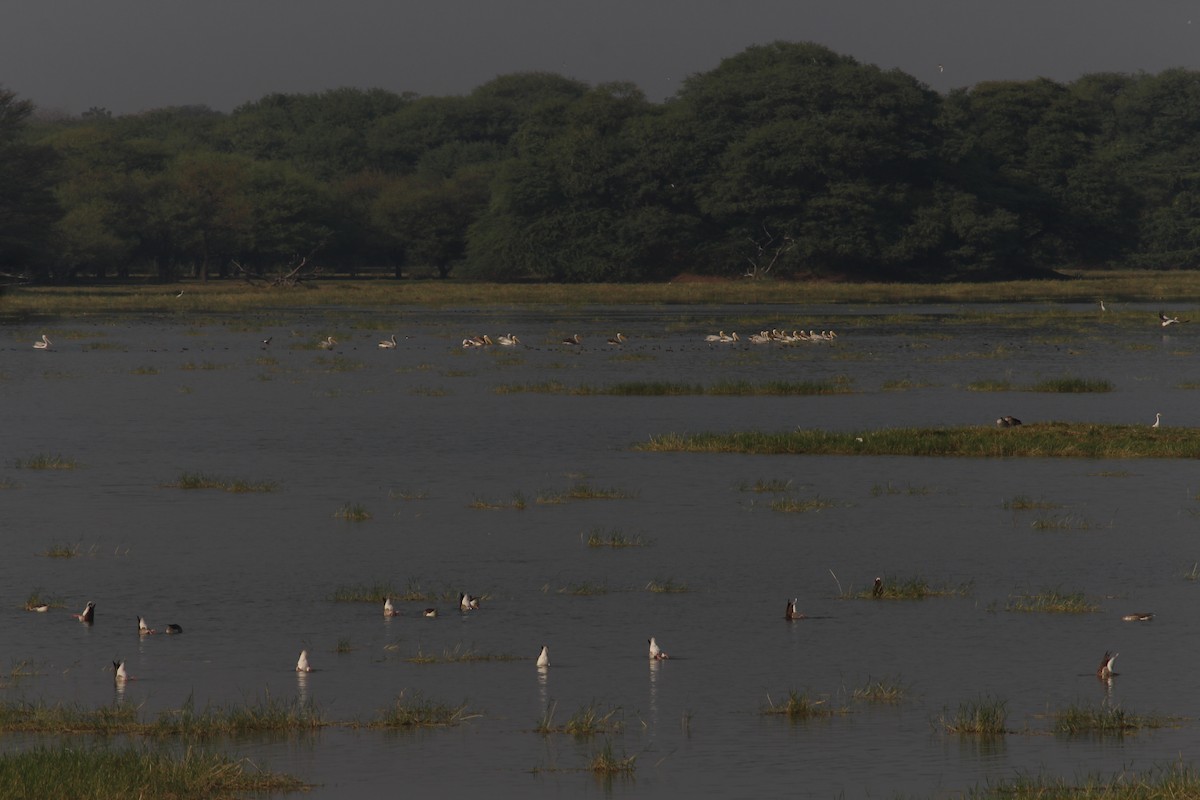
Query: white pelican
1152,412,1161,428
1160,311,1185,326
138,616,156,635
1121,612,1154,622
720,331,739,342
33,334,51,350
318,336,337,349
648,637,669,660
114,661,128,683
785,599,806,621
73,601,95,623
378,334,398,349
536,645,550,668
296,649,313,672
748,332,771,344
496,334,520,346
704,331,725,342
383,597,398,617
607,333,627,345
1096,650,1118,680
561,334,582,346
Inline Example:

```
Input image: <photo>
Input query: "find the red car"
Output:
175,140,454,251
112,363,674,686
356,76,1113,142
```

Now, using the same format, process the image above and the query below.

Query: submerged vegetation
761,691,850,720
166,471,278,493
1005,589,1099,614
938,697,1008,735
14,454,77,470
1051,703,1180,735
537,702,624,737
638,423,1200,459
585,529,649,548
966,762,1200,799
845,576,972,600
369,692,478,728
495,379,852,396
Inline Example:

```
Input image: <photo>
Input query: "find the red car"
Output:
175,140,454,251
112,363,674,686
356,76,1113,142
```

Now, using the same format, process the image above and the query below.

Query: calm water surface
2,303,1199,798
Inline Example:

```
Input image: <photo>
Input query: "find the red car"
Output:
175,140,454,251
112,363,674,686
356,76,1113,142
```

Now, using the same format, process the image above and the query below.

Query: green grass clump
1003,495,1060,510
645,578,689,594
24,590,64,610
537,483,636,503
1006,589,1099,614
38,543,83,558
585,529,648,548
966,762,1200,799
167,471,278,493
334,502,372,521
737,478,792,493
847,576,972,600
938,696,1007,735
1030,514,1100,530
0,745,307,799
556,582,609,596
770,495,839,512
158,696,324,736
762,691,849,719
587,741,637,776
468,492,526,510
370,691,477,728
537,702,624,737
637,423,1200,459
1028,377,1114,393
967,379,1013,392
1052,703,1180,735
495,379,851,396
14,454,77,470
852,676,908,704
405,645,521,664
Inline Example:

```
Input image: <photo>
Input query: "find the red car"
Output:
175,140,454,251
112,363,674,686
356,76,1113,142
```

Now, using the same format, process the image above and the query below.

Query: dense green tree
0,88,61,278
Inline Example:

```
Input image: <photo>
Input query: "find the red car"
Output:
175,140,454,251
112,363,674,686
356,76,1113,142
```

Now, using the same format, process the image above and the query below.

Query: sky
4,0,1200,116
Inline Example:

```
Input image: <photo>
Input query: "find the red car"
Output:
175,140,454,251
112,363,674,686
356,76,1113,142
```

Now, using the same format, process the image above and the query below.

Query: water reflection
296,670,310,705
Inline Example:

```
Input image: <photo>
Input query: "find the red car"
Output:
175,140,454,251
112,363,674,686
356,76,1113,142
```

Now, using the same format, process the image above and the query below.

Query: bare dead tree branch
743,223,795,279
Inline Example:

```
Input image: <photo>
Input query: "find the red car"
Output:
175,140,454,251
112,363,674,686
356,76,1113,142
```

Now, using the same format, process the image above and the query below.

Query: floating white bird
459,593,480,612
296,649,313,672
607,333,626,345
536,645,550,667
113,660,128,683
26,603,49,613
704,331,725,342
1096,650,1118,680
318,336,337,349
383,597,398,617
423,608,438,618
33,334,51,350
73,601,95,623
1152,412,1161,428
1099,300,1106,312
561,334,582,346
378,334,398,349
648,637,669,660
496,334,520,346
1160,311,1186,326
785,599,806,621
1121,612,1154,622
137,616,156,635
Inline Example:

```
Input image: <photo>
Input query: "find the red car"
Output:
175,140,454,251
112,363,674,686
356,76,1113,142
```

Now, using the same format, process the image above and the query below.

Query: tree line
4,41,1200,285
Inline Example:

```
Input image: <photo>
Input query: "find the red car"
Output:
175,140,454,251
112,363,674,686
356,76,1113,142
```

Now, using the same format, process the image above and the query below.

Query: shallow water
2,303,1199,797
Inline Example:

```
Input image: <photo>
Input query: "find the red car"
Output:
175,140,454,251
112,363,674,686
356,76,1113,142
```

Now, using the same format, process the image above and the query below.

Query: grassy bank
637,424,1200,459
5,269,1200,314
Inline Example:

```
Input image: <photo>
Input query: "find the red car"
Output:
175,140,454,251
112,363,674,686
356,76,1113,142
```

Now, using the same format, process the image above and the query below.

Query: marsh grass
585,529,649,548
1052,703,1180,735
0,478,15,489
882,378,937,391
870,482,935,496
852,676,908,704
938,696,1007,735
24,590,64,610
1003,495,1060,510
167,471,278,493
334,638,354,654
496,379,852,396
537,701,624,736
38,542,87,558
14,454,77,470
406,645,521,664
770,495,840,512
130,366,159,375
329,579,435,603
762,691,850,719
736,478,792,493
1006,589,1099,614
469,491,527,510
638,423,1200,459
537,483,636,503
1029,377,1115,393
967,762,1200,799
1185,563,1200,582
588,741,637,776
967,379,1013,392
556,582,609,596
389,488,430,501
846,576,972,600
179,361,225,371
645,578,689,594
370,691,477,728
0,745,308,799
335,502,372,521
1030,514,1102,531
0,696,324,736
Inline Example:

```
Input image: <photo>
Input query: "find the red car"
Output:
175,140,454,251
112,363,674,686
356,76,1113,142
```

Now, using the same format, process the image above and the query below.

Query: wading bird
536,645,550,668
1152,412,1162,428
378,334,398,349
73,601,95,623
648,637,669,659
296,650,313,672
872,577,884,598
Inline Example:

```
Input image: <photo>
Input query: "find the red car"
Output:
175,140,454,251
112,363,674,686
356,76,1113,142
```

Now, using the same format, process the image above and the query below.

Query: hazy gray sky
4,0,1200,115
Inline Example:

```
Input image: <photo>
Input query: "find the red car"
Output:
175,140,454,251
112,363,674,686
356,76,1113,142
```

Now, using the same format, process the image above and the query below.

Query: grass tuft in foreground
1005,589,1099,614
637,423,1200,459
852,676,908,704
0,745,308,799
14,454,77,470
334,502,372,521
645,578,689,594
537,701,624,737
537,483,636,503
1052,703,1180,735
588,741,637,776
762,691,849,719
938,696,1007,735
370,691,478,728
966,761,1200,799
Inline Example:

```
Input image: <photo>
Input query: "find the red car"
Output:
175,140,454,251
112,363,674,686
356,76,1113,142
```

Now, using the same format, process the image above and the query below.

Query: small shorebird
785,598,806,620
113,661,128,683
561,333,582,346
1160,311,1185,326
872,577,884,598
378,334,398,349
648,637,669,660
1096,651,1118,680
73,601,95,623
536,645,550,668
296,650,313,672
423,608,438,618
1152,412,1161,428
1121,612,1154,622
137,616,156,635
996,415,1022,427
383,597,399,617
33,334,51,350
318,336,337,350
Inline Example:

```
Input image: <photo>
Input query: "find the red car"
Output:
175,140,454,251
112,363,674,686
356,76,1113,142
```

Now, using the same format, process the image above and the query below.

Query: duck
458,593,480,612
423,608,438,618
33,334,51,350
872,577,884,598
536,645,550,668
1096,650,1118,680
607,333,627,345
113,661,128,683
561,334,582,346
996,415,1023,427
1121,612,1154,622
165,623,183,634
26,603,49,613
648,637,669,660
785,598,806,620
73,601,95,623
137,616,156,635
383,597,399,617
296,649,313,673
318,336,337,350
496,334,520,346
378,334,398,349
